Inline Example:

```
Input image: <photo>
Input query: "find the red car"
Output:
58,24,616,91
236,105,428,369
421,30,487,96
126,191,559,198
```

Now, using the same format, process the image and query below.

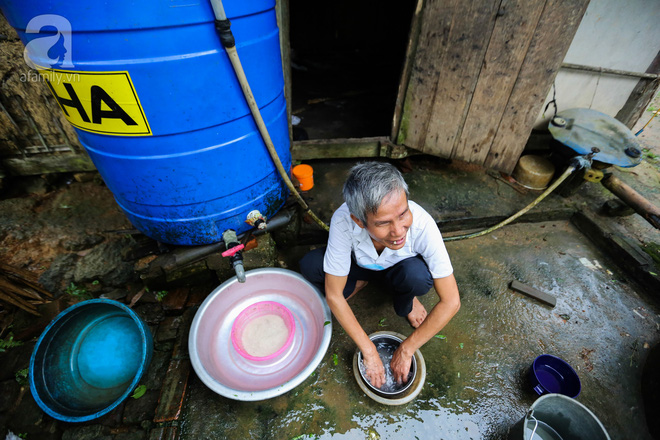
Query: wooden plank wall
485,0,591,170
398,0,500,156
397,0,590,174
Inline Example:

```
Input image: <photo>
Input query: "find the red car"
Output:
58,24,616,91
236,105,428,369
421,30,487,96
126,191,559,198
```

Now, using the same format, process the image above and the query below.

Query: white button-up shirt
323,201,453,279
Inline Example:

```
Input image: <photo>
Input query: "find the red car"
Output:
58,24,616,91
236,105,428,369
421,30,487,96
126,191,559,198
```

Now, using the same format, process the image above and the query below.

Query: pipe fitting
551,117,567,128
214,19,235,48
246,210,267,230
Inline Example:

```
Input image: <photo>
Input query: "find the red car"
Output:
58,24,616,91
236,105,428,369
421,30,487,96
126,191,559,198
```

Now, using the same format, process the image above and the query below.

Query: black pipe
143,208,295,277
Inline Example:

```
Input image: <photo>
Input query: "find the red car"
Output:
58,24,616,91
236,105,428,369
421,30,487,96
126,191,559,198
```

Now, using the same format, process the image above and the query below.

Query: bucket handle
526,410,540,440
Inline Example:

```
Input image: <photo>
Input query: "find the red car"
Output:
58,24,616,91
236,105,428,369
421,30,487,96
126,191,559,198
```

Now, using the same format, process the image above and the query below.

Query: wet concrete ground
1,153,659,439
180,219,659,440
179,156,660,439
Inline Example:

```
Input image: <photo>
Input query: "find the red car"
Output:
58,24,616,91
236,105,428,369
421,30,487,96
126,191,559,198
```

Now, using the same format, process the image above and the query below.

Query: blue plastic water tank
1,0,290,245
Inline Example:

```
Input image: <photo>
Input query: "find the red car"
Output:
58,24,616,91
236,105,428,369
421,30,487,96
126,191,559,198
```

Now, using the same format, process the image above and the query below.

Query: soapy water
359,339,413,393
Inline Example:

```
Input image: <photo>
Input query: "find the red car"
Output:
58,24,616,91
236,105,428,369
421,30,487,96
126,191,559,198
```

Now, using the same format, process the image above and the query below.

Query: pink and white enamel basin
189,268,332,401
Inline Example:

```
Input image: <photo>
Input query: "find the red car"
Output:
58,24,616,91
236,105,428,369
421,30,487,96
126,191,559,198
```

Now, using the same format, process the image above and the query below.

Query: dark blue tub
30,299,153,422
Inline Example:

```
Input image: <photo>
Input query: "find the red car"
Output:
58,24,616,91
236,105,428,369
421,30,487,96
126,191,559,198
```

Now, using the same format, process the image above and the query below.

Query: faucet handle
222,243,244,257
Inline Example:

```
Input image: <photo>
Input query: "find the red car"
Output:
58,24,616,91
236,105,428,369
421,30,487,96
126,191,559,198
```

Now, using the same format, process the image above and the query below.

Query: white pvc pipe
209,0,227,20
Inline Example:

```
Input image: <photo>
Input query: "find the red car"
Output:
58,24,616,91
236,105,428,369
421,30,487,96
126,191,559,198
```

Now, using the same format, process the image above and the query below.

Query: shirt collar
355,224,412,259
352,221,380,259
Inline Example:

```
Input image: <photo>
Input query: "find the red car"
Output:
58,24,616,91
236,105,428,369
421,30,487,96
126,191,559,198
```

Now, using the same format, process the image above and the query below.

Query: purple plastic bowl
530,354,581,398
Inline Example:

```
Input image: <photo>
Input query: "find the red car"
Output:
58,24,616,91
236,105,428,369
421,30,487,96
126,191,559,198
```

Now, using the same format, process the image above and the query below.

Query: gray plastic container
509,394,610,440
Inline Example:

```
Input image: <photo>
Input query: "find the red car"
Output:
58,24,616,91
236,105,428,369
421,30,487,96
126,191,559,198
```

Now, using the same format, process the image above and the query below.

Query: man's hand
362,349,386,388
325,274,387,388
390,343,413,384
392,275,461,381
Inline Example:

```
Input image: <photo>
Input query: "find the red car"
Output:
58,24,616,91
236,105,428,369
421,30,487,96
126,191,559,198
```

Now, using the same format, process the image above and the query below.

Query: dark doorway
289,1,416,140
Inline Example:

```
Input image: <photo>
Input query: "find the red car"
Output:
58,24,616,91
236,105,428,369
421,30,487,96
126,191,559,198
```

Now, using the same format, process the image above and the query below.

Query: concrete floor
178,159,660,440
1,152,659,439
182,225,660,439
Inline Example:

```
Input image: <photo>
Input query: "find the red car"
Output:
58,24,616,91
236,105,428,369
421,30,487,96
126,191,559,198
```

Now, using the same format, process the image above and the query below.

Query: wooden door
394,0,589,173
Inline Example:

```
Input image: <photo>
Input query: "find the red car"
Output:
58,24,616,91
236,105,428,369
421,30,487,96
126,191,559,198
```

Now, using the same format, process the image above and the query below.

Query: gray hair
343,162,409,225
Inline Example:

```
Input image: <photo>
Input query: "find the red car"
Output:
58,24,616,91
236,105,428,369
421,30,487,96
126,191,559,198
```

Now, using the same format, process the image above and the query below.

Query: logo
41,70,152,136
23,14,73,70
22,15,151,137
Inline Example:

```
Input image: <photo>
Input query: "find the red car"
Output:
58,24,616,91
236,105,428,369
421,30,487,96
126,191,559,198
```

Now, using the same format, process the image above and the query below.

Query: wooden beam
615,49,660,130
391,0,425,141
292,138,381,160
0,292,40,316
2,152,96,176
0,277,38,305
561,62,659,80
291,137,414,161
0,262,53,297
510,280,557,307
571,211,660,296
438,206,575,232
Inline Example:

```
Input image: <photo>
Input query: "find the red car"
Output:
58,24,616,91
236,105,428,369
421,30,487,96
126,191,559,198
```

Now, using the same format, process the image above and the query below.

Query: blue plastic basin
530,354,581,398
30,299,153,422
0,0,291,245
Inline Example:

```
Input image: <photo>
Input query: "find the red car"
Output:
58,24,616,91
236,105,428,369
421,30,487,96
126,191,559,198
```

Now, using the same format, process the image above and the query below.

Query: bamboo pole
561,62,659,80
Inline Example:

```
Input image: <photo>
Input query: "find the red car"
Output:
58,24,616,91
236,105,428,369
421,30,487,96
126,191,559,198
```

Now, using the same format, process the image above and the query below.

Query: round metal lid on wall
548,108,643,168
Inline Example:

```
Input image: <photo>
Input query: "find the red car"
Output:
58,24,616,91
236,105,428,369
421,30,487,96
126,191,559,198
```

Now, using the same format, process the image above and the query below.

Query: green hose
443,164,578,242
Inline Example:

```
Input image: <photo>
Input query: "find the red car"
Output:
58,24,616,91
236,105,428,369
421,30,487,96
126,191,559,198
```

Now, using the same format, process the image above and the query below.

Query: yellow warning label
40,69,151,136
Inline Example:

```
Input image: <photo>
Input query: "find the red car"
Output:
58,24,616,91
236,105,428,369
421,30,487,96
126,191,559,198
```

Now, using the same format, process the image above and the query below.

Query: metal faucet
221,229,246,283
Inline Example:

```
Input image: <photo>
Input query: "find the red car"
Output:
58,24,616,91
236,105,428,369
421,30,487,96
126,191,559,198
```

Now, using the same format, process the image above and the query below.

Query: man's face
351,189,413,251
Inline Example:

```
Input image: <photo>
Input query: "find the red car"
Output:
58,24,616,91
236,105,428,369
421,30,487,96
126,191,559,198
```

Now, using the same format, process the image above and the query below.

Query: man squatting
300,162,461,388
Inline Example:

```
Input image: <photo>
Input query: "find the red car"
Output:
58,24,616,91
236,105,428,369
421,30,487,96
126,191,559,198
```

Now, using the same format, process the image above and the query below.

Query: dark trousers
299,247,434,317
